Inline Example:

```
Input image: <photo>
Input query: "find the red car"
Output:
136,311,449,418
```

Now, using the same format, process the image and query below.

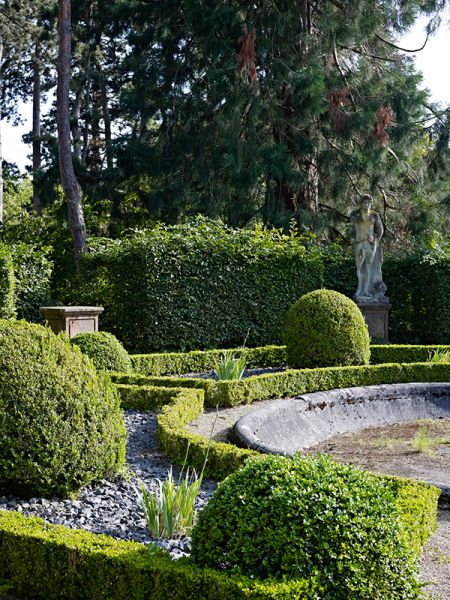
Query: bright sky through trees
3,11,450,173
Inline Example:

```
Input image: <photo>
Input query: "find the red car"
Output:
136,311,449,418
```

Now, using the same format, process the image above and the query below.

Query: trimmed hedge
156,388,259,481
371,344,450,364
384,255,450,344
71,223,450,352
324,250,450,345
79,220,323,353
192,454,430,597
131,345,286,376
114,361,450,408
0,510,319,600
0,320,126,498
71,331,133,373
284,290,370,368
0,243,15,319
120,384,439,556
116,383,439,556
10,243,53,323
130,344,450,377
388,475,440,556
0,367,441,599
117,384,182,411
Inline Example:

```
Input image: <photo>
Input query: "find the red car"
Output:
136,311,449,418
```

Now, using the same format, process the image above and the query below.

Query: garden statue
350,194,387,303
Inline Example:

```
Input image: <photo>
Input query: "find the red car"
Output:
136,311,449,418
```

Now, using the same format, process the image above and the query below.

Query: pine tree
115,0,448,232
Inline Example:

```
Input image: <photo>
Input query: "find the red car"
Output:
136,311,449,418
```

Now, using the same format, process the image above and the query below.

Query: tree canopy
1,0,449,253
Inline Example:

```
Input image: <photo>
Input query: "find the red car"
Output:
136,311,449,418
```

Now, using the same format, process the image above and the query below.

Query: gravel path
1,408,448,597
0,411,217,557
420,510,450,599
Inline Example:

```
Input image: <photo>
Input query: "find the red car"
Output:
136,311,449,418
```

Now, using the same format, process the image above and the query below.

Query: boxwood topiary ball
0,320,126,498
191,454,420,598
285,289,370,368
70,331,133,373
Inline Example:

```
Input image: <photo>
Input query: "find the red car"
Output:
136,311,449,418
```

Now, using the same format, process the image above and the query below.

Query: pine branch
318,202,350,221
339,44,398,63
332,45,356,110
325,0,345,11
375,32,429,53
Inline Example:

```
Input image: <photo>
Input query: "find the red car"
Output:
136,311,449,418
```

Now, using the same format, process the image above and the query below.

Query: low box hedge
370,344,450,364
114,361,450,408
129,344,450,377
1,365,441,599
117,384,255,480
0,510,319,599
130,386,439,557
131,345,286,376
157,390,440,556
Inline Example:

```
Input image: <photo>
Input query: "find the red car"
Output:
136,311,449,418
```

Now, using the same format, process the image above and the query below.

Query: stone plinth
40,306,104,337
357,301,391,343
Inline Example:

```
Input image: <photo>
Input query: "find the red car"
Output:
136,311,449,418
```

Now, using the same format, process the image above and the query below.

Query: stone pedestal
357,301,391,343
40,306,104,338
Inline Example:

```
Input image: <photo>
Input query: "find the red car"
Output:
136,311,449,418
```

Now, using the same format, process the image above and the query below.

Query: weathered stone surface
40,306,104,337
351,195,387,303
357,301,391,342
234,383,450,455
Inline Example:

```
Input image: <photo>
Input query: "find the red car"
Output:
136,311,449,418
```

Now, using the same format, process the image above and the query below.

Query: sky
3,11,450,173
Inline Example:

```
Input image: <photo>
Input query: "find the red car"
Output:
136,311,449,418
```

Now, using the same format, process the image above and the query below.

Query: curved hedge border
130,344,450,377
0,510,319,599
1,370,442,599
114,361,450,407
116,384,439,557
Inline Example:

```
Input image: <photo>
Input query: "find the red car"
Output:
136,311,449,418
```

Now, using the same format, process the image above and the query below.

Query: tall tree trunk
0,37,3,224
90,87,102,171
274,155,319,214
101,79,113,171
298,154,319,213
32,39,43,216
72,49,91,163
57,0,88,265
81,71,91,165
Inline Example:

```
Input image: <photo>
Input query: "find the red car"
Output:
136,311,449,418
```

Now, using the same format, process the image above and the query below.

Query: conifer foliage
114,0,447,228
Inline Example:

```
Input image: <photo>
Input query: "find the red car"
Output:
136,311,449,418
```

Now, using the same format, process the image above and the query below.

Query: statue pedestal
357,301,391,343
40,306,104,338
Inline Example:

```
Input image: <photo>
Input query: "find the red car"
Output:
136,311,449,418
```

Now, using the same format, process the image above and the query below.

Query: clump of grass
427,349,450,363
411,426,435,455
137,464,203,539
214,351,246,380
369,437,401,450
136,414,218,540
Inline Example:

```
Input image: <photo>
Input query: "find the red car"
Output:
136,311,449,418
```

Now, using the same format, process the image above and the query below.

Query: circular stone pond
234,383,450,453
232,383,450,495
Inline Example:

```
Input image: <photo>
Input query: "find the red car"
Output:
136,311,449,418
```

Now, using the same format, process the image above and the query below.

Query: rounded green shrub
285,289,370,368
70,331,133,373
0,320,126,498
191,454,420,599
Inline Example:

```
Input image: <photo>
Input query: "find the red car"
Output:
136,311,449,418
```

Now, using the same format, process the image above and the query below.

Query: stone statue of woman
350,195,387,303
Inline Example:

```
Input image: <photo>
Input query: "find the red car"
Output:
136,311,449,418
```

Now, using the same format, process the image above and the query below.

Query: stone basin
234,383,450,456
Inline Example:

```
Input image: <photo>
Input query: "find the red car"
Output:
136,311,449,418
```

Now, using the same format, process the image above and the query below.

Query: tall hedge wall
80,220,323,352
384,256,450,343
74,219,449,352
0,243,15,319
324,249,450,345
9,243,53,323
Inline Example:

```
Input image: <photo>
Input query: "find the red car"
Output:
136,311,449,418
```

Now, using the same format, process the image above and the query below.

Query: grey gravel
0,410,217,558
179,366,285,380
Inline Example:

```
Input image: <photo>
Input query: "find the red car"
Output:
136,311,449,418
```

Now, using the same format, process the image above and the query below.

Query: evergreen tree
114,0,448,236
